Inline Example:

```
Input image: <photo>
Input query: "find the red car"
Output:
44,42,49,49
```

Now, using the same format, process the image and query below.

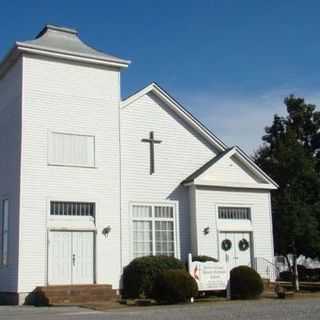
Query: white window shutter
49,132,95,167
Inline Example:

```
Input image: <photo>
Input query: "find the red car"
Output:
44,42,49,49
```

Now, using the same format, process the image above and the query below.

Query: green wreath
239,238,249,251
221,239,232,251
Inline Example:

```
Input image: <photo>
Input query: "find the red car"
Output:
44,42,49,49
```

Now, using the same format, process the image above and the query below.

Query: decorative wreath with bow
221,239,232,251
239,238,250,251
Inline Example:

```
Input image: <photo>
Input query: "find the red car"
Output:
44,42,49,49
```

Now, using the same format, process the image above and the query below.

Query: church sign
188,254,228,291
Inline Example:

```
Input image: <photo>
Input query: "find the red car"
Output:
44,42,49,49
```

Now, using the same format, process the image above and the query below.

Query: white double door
48,231,94,285
219,232,252,272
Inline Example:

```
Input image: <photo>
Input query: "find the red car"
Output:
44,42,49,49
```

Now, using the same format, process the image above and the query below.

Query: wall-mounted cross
141,131,162,175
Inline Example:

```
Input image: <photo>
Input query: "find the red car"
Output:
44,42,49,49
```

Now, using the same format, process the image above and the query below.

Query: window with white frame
132,204,176,258
49,132,95,167
0,199,9,266
218,206,251,220
50,201,95,217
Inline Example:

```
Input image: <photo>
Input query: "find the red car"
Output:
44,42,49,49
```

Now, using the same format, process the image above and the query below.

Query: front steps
31,284,117,306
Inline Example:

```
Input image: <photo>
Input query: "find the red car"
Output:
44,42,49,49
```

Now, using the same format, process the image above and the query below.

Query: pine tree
255,95,320,259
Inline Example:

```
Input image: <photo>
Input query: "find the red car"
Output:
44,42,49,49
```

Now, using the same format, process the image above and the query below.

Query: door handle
72,254,76,266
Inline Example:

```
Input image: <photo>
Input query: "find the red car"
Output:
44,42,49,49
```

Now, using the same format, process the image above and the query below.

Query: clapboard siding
0,59,22,292
200,155,265,184
120,93,218,266
18,55,122,292
194,187,274,262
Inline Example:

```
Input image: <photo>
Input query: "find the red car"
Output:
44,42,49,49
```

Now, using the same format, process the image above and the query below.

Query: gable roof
183,146,278,189
182,148,234,184
0,24,130,78
121,82,278,189
121,82,228,152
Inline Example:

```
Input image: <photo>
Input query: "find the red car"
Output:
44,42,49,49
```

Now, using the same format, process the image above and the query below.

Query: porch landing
31,284,118,306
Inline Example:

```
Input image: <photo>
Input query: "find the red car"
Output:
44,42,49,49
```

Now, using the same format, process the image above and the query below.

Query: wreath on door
239,238,250,251
221,239,232,251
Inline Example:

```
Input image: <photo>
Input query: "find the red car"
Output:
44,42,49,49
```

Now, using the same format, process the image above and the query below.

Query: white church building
0,25,278,304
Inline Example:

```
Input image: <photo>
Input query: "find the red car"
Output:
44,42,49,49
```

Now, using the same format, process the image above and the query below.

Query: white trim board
183,146,278,190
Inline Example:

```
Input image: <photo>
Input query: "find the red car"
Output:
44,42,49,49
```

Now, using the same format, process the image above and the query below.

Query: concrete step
38,284,113,292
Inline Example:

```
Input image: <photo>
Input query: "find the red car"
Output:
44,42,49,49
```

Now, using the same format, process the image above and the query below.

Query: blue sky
1,0,320,153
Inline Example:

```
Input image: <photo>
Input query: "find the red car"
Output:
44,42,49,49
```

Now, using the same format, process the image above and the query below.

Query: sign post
188,253,229,292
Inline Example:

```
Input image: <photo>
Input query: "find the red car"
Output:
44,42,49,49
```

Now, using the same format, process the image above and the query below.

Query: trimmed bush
153,269,198,303
122,256,185,298
230,266,264,300
192,255,218,262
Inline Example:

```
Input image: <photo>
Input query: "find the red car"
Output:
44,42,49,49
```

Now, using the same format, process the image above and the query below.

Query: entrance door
48,231,72,285
219,232,252,272
72,232,94,284
48,231,94,285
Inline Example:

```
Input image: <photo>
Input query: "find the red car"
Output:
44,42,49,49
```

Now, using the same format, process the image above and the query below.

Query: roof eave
234,146,279,189
15,42,131,68
183,179,278,190
182,146,279,189
121,82,228,152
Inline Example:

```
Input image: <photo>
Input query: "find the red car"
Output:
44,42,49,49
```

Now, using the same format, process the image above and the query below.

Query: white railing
253,257,280,281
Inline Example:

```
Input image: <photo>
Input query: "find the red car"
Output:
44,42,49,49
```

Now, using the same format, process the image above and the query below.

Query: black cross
141,131,162,174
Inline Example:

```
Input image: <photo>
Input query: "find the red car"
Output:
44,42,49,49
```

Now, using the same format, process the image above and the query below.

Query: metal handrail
259,257,281,271
254,257,280,280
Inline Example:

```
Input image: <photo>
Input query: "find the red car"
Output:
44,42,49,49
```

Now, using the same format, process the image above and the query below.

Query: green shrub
230,266,264,299
192,255,218,262
153,269,198,303
122,256,185,298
